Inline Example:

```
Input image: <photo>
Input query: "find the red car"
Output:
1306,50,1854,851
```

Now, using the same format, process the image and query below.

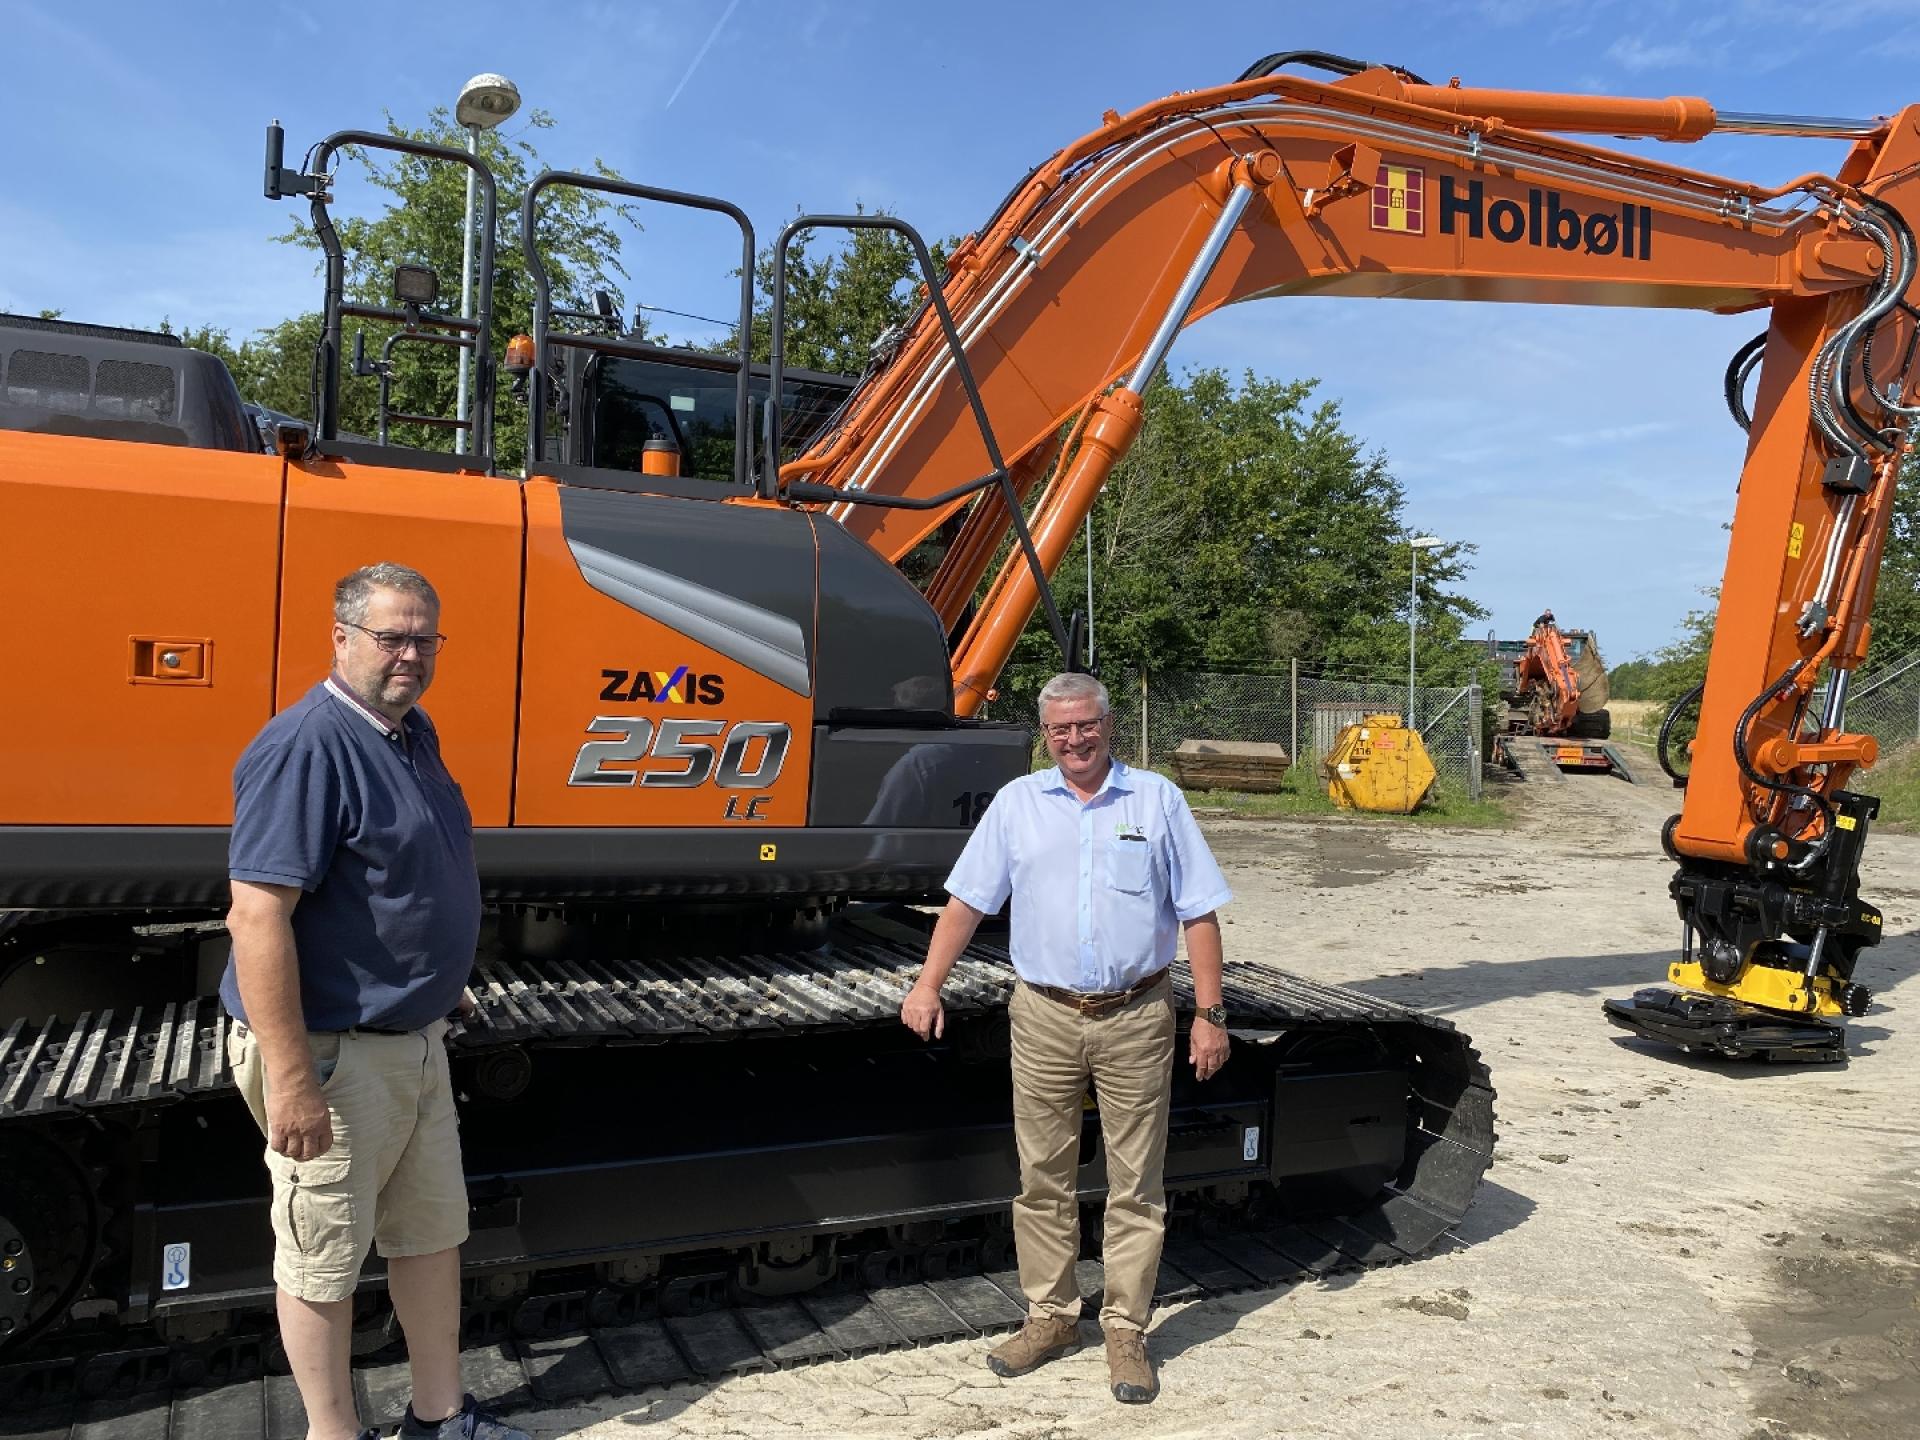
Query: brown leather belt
1024,967,1170,1018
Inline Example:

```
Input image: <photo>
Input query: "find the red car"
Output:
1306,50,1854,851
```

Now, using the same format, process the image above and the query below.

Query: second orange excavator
1496,611,1629,780
1510,611,1613,741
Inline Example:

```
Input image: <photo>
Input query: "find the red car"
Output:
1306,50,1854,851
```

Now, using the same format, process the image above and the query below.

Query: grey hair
1036,672,1110,718
333,563,439,625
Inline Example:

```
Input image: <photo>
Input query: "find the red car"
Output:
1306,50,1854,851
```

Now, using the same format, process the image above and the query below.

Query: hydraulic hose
1237,50,1431,85
1854,197,1920,419
1657,682,1703,785
1809,198,1907,456
1723,331,1768,433
1730,657,1837,859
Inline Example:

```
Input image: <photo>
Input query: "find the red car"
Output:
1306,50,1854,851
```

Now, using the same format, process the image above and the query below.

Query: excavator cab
551,342,854,481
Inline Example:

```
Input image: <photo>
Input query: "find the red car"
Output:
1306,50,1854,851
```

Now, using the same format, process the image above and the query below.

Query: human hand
267,1080,335,1161
458,987,478,1019
1189,1017,1229,1081
901,984,946,1041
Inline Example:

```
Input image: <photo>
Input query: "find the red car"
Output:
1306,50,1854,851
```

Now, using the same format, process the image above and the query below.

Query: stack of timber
1171,739,1291,792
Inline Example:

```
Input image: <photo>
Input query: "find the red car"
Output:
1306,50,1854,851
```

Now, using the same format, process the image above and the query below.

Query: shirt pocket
1107,838,1152,894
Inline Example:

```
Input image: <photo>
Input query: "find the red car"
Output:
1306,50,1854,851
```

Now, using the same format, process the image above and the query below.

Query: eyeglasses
348,624,448,656
1042,719,1106,741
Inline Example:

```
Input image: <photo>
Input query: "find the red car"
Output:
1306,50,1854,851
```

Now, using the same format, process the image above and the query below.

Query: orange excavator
1509,611,1612,742
0,49,1914,1405
1496,610,1626,779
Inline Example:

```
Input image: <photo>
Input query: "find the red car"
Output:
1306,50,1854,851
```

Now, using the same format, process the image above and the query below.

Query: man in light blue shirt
901,672,1231,1404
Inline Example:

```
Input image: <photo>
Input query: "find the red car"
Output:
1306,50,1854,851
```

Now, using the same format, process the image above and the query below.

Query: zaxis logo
599,666,725,705
1439,178,1654,261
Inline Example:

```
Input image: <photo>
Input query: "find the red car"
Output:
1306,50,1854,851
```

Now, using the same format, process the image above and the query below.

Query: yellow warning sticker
759,844,778,862
1837,814,1857,831
1788,522,1805,559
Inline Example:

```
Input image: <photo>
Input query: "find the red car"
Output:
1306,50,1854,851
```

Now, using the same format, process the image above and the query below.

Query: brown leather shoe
986,1315,1081,1377
1106,1330,1157,1403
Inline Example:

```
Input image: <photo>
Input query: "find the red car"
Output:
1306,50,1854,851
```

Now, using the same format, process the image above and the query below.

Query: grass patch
1160,763,1509,827
1864,741,1920,832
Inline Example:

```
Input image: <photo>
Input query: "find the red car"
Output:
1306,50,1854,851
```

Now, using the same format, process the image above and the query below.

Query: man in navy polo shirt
220,562,524,1440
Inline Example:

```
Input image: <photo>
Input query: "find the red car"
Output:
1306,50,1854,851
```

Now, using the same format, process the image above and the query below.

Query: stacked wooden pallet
1170,739,1291,792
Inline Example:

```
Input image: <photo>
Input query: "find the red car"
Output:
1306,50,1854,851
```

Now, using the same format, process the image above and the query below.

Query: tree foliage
1000,369,1491,710
735,215,952,375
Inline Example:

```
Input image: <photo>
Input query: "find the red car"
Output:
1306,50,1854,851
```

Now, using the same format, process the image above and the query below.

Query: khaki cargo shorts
228,1019,469,1303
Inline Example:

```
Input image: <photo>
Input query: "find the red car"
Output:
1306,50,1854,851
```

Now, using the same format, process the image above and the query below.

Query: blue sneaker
401,1394,531,1440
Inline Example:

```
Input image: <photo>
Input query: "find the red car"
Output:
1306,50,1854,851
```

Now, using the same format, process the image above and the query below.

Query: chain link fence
1828,649,1920,753
1106,666,1484,800
1618,649,1920,769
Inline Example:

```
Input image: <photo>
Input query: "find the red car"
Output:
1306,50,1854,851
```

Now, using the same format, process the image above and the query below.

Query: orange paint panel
513,483,815,826
0,432,283,822
279,459,524,825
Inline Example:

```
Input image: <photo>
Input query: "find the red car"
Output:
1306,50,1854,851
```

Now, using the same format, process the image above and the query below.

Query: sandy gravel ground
527,774,1920,1440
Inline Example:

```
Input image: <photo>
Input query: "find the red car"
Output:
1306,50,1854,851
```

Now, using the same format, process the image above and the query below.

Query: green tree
998,368,1491,710
173,317,323,424
734,213,954,374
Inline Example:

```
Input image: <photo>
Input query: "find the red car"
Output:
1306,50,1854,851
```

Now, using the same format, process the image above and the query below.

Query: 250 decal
568,717,791,789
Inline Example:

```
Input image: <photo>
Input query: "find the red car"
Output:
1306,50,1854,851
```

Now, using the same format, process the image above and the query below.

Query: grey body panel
0,313,257,452
808,725,1031,828
811,517,955,721
556,486,961,726
558,486,816,696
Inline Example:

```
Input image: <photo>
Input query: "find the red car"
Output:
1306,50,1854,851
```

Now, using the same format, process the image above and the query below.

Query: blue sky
6,0,1917,660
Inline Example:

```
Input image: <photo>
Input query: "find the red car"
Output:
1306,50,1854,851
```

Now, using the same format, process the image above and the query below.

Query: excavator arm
778,58,1920,1057
1514,612,1608,738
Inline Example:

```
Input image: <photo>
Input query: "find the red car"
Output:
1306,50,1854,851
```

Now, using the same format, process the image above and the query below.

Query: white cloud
1605,36,1700,71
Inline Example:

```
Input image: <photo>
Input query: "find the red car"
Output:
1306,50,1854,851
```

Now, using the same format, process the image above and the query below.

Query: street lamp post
1408,534,1443,727
453,73,521,455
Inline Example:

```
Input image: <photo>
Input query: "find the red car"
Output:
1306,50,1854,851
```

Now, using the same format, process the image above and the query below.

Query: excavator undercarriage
0,906,1494,1413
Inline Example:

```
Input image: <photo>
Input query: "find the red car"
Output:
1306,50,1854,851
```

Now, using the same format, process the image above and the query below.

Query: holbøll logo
599,666,725,705
1439,177,1653,261
1370,165,1425,235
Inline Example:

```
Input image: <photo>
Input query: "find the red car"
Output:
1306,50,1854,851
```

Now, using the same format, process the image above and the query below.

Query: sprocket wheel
0,1129,103,1351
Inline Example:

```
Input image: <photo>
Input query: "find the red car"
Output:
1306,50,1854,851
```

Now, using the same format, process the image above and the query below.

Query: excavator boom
767,60,1917,1057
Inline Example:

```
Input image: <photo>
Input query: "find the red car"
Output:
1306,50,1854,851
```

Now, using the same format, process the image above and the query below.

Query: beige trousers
229,1021,469,1302
1008,976,1175,1334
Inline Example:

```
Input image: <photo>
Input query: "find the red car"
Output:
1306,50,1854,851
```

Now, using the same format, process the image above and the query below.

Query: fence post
1140,670,1150,769
1290,657,1299,769
1469,684,1483,801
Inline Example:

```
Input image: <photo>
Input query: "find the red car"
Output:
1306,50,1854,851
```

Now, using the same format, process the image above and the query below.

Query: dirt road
531,775,1920,1440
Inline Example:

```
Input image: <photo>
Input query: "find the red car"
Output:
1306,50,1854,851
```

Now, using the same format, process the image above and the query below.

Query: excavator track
0,911,1494,1432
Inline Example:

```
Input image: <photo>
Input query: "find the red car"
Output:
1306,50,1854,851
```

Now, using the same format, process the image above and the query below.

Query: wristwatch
1196,1003,1228,1028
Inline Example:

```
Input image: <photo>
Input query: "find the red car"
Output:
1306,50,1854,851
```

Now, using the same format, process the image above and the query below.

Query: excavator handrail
268,126,499,463
766,211,1075,666
520,170,756,485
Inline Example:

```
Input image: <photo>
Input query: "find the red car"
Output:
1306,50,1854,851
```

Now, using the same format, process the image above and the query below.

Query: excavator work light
392,264,439,307
504,333,536,377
